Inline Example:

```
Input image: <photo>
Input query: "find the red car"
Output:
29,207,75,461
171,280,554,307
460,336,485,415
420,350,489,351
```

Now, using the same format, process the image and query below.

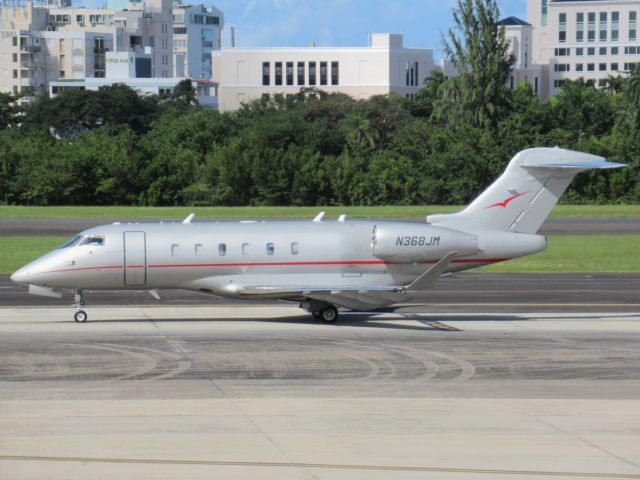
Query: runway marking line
1,455,639,478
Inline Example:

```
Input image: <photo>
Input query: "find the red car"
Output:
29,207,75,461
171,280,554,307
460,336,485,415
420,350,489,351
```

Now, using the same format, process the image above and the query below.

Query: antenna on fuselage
313,211,325,222
183,213,195,224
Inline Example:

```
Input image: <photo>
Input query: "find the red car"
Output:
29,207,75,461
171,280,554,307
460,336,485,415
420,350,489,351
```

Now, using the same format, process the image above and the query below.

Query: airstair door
123,231,147,286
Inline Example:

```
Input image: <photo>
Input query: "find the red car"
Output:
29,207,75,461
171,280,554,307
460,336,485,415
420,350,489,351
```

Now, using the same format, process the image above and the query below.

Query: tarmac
1,299,640,479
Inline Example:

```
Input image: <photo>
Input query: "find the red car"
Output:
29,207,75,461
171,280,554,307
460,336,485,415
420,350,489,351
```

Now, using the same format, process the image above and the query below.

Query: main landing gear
304,302,339,323
73,289,88,323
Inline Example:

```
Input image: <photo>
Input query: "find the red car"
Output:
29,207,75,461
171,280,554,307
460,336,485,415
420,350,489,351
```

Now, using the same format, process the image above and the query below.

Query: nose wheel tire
320,306,338,323
74,310,88,323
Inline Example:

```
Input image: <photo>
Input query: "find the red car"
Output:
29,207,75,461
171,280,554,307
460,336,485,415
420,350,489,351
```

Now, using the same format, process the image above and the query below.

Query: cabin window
266,243,274,255
218,243,226,256
195,244,203,256
242,243,249,256
291,242,299,255
171,244,180,256
79,235,105,246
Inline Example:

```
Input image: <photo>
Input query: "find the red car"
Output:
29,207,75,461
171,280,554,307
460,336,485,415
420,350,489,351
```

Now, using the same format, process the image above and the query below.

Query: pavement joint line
1,455,639,478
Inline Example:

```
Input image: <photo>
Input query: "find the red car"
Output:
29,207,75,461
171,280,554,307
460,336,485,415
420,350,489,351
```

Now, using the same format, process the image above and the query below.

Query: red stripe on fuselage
43,258,510,274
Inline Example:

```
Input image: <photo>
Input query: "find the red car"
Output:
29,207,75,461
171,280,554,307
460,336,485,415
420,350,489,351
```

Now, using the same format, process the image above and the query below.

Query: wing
236,252,457,311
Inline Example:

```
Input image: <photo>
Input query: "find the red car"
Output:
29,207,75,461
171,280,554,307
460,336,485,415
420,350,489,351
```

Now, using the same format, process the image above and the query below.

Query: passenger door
123,231,147,286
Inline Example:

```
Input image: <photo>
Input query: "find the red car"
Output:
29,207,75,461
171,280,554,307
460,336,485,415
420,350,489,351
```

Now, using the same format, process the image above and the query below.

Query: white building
0,0,173,101
528,0,640,98
212,33,435,112
172,1,223,79
500,16,546,98
49,50,217,106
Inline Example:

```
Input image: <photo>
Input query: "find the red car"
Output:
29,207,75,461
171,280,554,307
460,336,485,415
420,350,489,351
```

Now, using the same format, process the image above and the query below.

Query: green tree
442,0,515,129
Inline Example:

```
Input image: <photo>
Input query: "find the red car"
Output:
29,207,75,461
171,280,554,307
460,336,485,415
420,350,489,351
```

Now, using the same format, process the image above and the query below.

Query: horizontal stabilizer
522,160,626,171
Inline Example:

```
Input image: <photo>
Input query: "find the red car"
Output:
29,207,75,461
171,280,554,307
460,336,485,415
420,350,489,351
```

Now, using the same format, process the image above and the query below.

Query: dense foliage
0,0,638,207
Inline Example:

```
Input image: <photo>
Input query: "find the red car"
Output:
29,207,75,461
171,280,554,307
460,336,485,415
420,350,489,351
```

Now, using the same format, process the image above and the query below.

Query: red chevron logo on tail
485,192,529,209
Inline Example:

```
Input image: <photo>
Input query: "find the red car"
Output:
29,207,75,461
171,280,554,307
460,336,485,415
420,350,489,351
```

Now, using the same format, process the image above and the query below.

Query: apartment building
528,0,640,97
212,33,435,112
172,1,223,79
0,0,173,100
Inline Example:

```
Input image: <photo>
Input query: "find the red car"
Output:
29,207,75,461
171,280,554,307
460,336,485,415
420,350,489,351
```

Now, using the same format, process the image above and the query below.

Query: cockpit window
57,235,83,249
79,236,105,246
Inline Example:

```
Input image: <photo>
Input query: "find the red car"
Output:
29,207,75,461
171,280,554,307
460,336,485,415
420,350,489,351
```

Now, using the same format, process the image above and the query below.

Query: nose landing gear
73,289,88,323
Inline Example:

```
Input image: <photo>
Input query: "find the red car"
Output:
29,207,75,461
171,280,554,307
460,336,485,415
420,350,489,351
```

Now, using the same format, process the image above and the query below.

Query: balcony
19,45,41,54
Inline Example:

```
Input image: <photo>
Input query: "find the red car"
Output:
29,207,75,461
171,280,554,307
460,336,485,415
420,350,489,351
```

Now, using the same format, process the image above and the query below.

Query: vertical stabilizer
427,148,624,234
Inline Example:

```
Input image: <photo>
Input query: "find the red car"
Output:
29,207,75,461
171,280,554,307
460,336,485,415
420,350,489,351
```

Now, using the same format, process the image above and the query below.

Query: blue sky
85,0,527,59
211,0,527,57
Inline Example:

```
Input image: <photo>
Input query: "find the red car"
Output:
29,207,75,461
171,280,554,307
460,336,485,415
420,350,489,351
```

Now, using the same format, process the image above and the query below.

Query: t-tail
427,148,625,234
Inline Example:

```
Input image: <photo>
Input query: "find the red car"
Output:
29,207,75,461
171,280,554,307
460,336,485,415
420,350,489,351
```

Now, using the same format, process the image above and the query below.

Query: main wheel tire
74,310,88,323
320,306,338,323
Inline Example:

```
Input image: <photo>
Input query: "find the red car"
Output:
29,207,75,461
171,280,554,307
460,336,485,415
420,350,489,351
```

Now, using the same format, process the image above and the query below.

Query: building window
554,63,570,72
587,63,595,71
612,47,619,55
598,79,607,88
625,62,638,72
286,62,294,86
534,77,538,95
599,12,608,41
576,47,584,56
588,12,596,42
611,63,619,71
308,62,316,85
576,13,584,42
554,79,566,88
612,11,619,41
600,47,607,55
625,46,638,55
242,243,249,256
297,62,305,85
262,62,270,86
195,244,203,256
218,243,226,256
76,14,84,24
599,63,607,71
588,47,595,56
559,13,567,42
266,243,274,255
171,244,180,256
554,48,570,56
291,242,299,255
331,61,339,85
576,63,584,72
275,62,282,86
174,27,187,35
541,0,548,26
59,70,65,78
630,11,637,41
319,61,328,85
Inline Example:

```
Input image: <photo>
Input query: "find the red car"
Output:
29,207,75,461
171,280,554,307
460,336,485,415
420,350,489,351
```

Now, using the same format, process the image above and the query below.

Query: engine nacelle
371,223,478,263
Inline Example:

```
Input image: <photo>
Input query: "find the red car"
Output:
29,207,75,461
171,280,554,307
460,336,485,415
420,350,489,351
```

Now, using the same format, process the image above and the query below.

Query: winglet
313,211,325,222
405,252,457,292
183,213,195,224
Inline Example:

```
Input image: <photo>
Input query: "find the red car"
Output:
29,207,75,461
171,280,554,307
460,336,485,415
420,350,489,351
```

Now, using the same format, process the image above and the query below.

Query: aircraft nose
10,267,29,284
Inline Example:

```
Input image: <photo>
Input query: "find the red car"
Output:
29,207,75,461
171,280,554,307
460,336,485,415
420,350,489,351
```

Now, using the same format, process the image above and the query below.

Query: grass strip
0,205,639,220
486,235,640,273
1,235,637,275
